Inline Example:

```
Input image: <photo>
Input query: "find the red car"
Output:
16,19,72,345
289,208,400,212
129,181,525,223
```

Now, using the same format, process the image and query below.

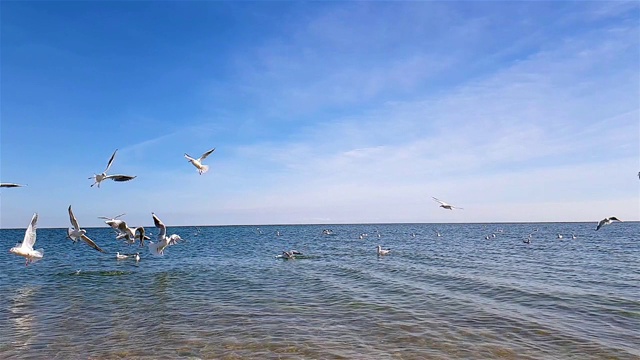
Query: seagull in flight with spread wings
149,213,182,256
185,148,216,175
9,213,44,266
432,197,463,210
595,217,622,231
67,205,106,253
99,213,127,230
89,149,136,187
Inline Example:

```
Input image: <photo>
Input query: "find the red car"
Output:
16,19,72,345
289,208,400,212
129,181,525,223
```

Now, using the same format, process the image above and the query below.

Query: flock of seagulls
4,147,213,265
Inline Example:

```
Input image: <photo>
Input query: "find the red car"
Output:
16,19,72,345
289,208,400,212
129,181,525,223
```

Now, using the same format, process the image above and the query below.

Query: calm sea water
0,222,638,359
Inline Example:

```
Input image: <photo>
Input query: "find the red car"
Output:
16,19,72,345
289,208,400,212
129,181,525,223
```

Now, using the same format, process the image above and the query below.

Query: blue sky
1,1,638,228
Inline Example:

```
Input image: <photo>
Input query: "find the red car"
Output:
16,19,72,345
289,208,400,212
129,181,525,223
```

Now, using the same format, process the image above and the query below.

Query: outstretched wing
199,148,216,161
21,213,38,250
104,149,118,173
0,183,26,188
107,175,136,182
432,197,447,206
68,205,80,230
184,153,197,163
81,234,106,253
152,212,167,239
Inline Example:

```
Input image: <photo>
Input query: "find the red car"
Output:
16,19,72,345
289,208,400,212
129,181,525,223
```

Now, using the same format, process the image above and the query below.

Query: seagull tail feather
200,164,209,174
32,249,44,263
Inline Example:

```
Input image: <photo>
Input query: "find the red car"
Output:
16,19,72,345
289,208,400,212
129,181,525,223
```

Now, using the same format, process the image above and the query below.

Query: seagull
148,213,182,256
276,250,303,259
99,213,126,230
184,148,216,175
115,221,147,246
432,197,463,210
89,149,136,187
572,234,577,239
377,245,391,256
135,253,140,262
0,183,27,188
557,234,563,239
523,238,531,244
9,213,44,266
116,252,129,260
434,230,442,237
595,217,622,231
67,206,106,253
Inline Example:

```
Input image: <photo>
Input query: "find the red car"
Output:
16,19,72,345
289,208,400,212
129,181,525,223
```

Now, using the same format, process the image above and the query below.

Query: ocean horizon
1,222,638,359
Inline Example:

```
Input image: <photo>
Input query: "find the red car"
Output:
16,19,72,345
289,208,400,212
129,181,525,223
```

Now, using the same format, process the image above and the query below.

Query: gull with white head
68,205,106,253
148,213,182,256
432,197,463,210
595,217,622,231
185,148,216,175
377,245,391,256
115,221,147,246
9,213,44,266
89,149,136,187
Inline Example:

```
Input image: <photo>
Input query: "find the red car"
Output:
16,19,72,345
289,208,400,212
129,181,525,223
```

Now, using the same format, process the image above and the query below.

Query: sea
0,222,638,359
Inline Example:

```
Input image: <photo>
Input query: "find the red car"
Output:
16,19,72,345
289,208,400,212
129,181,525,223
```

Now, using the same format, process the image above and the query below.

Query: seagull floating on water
9,213,44,266
432,197,463,210
0,183,27,188
149,213,182,256
276,250,303,259
377,245,391,256
595,217,622,231
68,205,106,253
89,149,136,187
116,252,129,260
185,148,216,175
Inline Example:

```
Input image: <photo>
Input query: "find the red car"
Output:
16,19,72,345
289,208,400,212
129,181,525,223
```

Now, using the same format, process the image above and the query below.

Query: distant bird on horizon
432,197,463,210
595,217,622,231
377,245,391,256
0,183,27,188
9,213,44,266
68,205,106,253
89,149,136,187
185,148,216,175
149,213,182,256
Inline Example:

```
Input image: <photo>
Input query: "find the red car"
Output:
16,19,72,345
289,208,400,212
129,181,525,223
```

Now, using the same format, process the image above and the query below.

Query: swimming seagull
9,213,44,266
377,245,391,256
116,252,129,260
595,217,622,231
89,149,136,187
68,205,106,253
276,250,303,259
184,148,216,175
0,183,27,188
432,197,463,210
148,213,182,256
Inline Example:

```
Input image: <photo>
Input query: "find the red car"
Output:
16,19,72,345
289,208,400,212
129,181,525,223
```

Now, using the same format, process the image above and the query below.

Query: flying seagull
99,213,127,230
89,149,136,187
185,148,216,175
377,245,391,256
68,205,106,253
148,213,182,256
0,183,27,188
9,213,44,266
432,197,463,210
115,221,147,246
595,217,622,231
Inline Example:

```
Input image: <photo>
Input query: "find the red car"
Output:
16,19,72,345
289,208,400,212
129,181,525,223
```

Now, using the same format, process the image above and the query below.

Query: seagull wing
21,213,38,250
104,149,118,173
106,175,136,182
184,153,197,163
152,212,167,239
595,219,606,230
609,216,622,222
432,197,447,206
68,205,80,230
81,234,106,253
199,148,216,161
0,183,26,188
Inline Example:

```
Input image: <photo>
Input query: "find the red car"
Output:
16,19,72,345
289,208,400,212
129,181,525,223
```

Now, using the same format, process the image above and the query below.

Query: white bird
557,234,563,239
572,234,577,239
435,230,442,237
276,250,303,259
116,252,129,260
9,213,44,266
135,253,141,262
99,213,126,230
116,221,147,246
377,245,391,256
89,149,136,187
148,213,182,256
595,217,622,231
68,205,106,253
184,148,216,175
0,183,27,188
432,197,463,210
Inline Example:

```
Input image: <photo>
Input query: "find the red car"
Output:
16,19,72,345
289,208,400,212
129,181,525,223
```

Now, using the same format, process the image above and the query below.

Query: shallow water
0,222,638,359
